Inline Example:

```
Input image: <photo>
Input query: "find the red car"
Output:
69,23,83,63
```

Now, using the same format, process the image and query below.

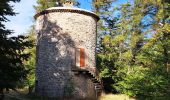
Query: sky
5,0,36,36
5,0,131,36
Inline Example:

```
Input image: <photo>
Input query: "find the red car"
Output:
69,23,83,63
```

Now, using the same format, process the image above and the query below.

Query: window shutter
76,48,85,67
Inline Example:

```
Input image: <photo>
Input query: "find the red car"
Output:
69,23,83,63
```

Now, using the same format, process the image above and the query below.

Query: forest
0,0,170,100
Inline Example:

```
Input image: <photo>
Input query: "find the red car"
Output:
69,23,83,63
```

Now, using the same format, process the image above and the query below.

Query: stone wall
35,7,99,99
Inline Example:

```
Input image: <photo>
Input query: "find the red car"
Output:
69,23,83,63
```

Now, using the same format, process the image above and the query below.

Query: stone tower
35,1,102,99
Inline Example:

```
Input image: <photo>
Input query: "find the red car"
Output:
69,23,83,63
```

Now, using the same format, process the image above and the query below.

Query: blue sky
6,0,36,36
5,0,131,36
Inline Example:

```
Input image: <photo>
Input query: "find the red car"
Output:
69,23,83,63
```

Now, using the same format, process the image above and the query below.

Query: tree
92,0,120,93
112,0,169,97
23,26,36,94
140,0,170,72
0,0,33,99
95,0,170,97
34,0,80,12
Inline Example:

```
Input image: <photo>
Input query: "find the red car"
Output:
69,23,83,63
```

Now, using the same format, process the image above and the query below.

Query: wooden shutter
76,48,85,67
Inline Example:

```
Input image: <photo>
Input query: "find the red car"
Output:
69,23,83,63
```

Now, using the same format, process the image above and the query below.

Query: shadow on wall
35,15,76,97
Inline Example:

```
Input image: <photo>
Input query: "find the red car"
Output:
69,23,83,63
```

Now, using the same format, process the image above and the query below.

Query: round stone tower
35,2,101,99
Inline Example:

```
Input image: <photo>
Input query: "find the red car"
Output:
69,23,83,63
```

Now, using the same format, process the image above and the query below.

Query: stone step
71,67,103,89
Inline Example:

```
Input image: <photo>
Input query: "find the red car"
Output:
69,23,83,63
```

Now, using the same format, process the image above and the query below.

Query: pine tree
95,0,170,96
0,0,33,99
92,0,119,93
114,0,170,97
140,0,170,71
34,0,57,12
34,0,80,12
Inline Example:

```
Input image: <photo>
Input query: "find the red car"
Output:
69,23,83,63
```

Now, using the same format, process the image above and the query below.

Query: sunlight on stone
53,73,60,77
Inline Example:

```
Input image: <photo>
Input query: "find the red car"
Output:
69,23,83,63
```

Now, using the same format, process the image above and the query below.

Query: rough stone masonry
35,5,100,99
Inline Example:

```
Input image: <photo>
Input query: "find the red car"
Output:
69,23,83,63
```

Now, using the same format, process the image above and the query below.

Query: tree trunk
28,86,34,94
163,41,169,72
0,88,4,100
6,88,9,93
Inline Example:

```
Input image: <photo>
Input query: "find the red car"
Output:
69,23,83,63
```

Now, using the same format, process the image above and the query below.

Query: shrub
115,66,169,97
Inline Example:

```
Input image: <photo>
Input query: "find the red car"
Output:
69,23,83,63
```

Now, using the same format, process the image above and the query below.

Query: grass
99,94,135,100
4,92,62,100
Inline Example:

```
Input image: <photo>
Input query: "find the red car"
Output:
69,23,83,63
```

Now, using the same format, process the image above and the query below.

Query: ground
3,89,170,100
3,89,134,100
99,94,135,100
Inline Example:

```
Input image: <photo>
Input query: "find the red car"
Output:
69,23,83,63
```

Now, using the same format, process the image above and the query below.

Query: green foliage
95,0,170,98
34,0,80,12
0,0,33,95
96,1,133,93
23,26,36,93
115,66,169,97
34,0,57,12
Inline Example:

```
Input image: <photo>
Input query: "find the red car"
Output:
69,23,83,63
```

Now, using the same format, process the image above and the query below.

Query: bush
115,66,169,97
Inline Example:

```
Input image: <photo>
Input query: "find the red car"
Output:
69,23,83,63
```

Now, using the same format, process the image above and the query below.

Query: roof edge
34,7,100,21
